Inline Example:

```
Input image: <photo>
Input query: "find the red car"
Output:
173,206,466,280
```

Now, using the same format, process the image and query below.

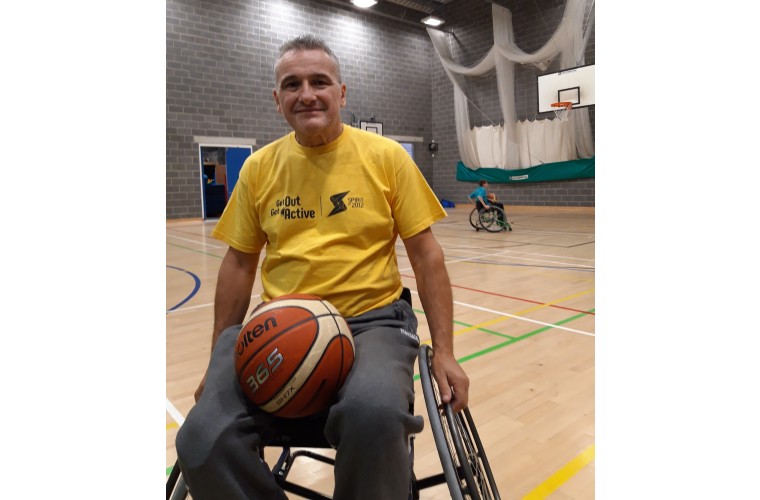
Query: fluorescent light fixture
351,0,377,8
421,15,445,26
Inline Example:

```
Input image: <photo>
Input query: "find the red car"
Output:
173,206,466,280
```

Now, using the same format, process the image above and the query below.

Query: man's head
479,180,488,187
273,35,347,147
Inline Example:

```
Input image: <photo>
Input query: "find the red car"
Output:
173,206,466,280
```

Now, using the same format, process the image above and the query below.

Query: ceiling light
421,15,445,27
351,0,377,8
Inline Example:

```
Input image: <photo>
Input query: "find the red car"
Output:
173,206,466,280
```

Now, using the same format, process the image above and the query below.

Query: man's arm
403,227,470,412
194,246,261,401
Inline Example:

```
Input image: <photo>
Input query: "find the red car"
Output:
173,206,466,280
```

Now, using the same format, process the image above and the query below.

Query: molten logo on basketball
237,315,278,356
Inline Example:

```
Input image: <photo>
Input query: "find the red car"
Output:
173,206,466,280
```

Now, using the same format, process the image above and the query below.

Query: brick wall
166,0,595,218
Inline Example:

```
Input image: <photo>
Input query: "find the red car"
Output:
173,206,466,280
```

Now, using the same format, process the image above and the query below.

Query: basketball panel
259,317,345,413
270,333,355,418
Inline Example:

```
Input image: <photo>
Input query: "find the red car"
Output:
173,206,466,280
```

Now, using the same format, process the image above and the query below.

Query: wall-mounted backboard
537,63,595,113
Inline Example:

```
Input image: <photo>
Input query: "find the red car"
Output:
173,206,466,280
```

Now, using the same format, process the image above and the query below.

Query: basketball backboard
536,63,595,113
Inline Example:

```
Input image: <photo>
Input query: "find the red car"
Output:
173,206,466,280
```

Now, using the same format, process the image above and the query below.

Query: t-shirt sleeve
211,159,267,253
391,151,447,240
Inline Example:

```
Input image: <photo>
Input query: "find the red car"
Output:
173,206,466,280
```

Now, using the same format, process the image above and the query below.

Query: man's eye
283,81,299,90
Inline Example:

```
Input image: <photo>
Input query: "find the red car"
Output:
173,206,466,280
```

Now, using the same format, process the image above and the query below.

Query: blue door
225,147,252,199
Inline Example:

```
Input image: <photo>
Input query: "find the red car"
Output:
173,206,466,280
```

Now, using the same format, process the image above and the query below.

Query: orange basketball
487,193,496,201
234,294,354,418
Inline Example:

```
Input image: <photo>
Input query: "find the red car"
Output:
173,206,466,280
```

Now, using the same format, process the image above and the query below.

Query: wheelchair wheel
469,208,481,231
479,207,505,233
419,346,501,500
166,460,189,500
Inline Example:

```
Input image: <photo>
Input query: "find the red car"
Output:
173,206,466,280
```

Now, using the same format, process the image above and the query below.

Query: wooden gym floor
166,204,595,499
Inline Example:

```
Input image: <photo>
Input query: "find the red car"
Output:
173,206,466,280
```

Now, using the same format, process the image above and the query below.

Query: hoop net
551,101,573,121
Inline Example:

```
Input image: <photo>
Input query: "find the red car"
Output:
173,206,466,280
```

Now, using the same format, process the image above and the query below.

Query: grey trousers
175,297,424,500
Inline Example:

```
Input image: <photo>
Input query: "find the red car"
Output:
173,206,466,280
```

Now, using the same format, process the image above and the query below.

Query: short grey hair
274,34,342,83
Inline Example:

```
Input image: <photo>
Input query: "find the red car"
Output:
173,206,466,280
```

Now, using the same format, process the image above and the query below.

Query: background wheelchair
469,202,512,233
167,345,500,500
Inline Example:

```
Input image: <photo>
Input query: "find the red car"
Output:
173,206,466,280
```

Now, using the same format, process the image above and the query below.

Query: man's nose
300,83,317,103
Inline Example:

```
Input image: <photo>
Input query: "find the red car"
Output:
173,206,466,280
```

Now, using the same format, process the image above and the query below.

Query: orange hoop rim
550,101,573,108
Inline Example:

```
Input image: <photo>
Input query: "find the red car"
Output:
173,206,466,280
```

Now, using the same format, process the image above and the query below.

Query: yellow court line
522,444,595,499
167,422,179,430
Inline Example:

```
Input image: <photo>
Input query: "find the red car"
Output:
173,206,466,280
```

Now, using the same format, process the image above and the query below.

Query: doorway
199,144,254,219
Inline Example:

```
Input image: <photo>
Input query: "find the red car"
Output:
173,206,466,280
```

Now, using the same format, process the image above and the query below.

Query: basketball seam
271,334,350,415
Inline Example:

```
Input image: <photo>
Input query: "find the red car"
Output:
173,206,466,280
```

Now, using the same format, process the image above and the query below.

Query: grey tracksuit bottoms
175,297,424,500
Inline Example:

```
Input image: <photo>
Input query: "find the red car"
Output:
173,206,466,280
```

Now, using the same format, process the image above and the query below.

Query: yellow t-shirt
212,125,446,318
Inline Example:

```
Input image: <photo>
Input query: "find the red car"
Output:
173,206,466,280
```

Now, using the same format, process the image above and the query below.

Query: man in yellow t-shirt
176,34,470,500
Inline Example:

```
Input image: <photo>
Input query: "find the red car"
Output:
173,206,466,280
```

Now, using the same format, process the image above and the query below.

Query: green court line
458,309,592,364
413,308,593,381
167,466,173,476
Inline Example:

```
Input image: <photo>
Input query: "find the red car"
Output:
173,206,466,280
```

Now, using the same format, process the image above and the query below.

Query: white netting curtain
428,0,594,169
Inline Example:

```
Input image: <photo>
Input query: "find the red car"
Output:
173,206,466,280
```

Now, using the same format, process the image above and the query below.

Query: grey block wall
167,0,595,219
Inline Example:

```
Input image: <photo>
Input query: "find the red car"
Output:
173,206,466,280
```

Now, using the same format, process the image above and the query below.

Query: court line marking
442,250,595,269
408,289,593,337
454,301,593,336
167,241,225,257
166,398,185,426
447,288,595,338
166,265,201,312
446,281,595,316
439,246,595,263
166,294,261,315
522,444,595,499
166,233,226,249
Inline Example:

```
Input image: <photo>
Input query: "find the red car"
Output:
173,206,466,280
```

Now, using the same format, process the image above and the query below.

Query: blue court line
166,265,201,312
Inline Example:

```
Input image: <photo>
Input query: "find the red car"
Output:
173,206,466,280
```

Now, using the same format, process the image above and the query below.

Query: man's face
273,49,347,147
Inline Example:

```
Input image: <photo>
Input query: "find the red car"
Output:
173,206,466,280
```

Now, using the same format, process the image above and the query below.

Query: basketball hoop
551,101,573,121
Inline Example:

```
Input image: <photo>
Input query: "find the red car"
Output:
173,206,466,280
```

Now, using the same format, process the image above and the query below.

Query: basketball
234,294,354,418
487,192,496,201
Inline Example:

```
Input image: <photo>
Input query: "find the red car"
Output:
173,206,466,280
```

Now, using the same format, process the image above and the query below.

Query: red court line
400,274,594,316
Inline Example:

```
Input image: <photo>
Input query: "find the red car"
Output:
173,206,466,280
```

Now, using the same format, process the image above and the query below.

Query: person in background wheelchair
468,180,507,228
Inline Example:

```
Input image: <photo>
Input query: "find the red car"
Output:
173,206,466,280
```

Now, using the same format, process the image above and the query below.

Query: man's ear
273,89,282,113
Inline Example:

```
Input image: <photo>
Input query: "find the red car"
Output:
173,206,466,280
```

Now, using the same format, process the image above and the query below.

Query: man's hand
430,349,470,413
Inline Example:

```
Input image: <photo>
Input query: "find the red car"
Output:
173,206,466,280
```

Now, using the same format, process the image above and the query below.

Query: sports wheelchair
167,344,500,499
469,202,512,233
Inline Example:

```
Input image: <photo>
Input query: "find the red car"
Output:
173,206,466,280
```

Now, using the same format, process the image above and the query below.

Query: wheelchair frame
166,345,501,500
469,205,512,233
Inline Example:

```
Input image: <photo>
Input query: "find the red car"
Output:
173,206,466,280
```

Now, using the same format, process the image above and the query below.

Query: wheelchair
469,202,512,233
167,344,500,499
